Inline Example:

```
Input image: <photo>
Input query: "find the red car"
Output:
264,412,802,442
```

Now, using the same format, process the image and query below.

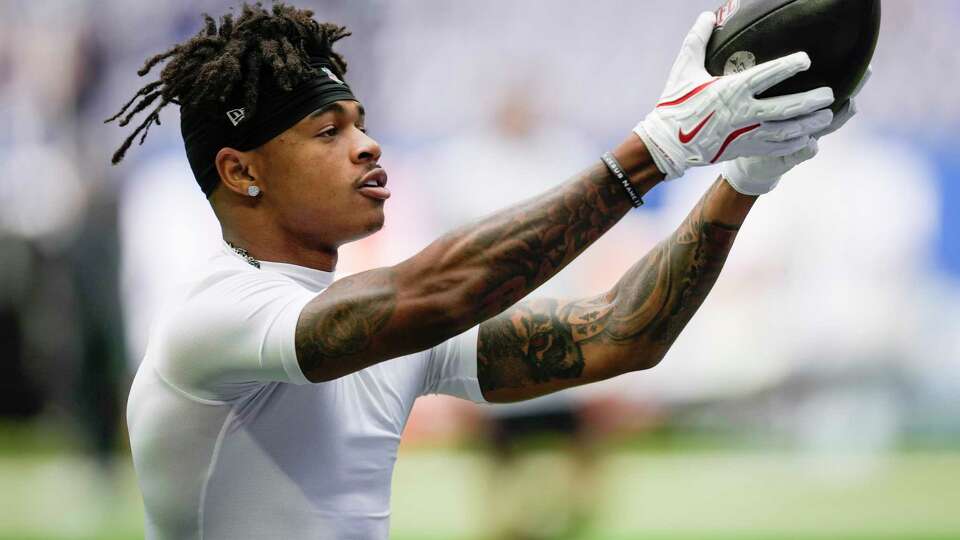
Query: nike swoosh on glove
634,11,835,180
721,67,872,196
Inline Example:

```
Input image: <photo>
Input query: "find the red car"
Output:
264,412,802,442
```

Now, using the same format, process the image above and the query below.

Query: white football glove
722,67,872,196
634,11,836,180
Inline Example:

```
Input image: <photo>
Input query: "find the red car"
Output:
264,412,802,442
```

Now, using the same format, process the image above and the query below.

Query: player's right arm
294,11,835,383
294,139,660,382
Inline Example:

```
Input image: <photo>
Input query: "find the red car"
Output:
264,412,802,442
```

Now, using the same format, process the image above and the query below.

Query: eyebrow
308,102,365,121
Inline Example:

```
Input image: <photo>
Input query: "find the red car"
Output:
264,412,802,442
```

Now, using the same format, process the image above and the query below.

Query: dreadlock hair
106,1,351,165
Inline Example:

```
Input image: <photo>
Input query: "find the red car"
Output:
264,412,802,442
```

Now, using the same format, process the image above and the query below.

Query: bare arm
295,137,664,382
477,176,755,402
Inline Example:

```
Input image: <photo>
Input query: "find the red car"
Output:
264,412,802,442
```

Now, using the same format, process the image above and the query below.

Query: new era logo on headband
226,108,246,127
222,67,343,130
321,67,344,85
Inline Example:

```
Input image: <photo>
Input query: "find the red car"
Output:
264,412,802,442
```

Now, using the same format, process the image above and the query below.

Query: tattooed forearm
295,145,661,382
435,162,635,319
602,179,739,353
479,178,745,398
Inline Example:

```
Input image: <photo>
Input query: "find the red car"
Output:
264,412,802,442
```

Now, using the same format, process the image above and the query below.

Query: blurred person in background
0,1,127,473
415,78,604,539
107,3,858,540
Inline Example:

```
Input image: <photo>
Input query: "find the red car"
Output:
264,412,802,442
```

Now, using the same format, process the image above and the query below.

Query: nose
352,130,381,164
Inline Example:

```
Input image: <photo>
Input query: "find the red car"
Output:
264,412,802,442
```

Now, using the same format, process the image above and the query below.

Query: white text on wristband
601,152,644,208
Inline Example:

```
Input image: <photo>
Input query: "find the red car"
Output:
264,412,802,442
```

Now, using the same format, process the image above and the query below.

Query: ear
215,147,258,198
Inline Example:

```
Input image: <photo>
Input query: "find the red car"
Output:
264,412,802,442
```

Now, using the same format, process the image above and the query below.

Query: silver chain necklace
227,241,261,269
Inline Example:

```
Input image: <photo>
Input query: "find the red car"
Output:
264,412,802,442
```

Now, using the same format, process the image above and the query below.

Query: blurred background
1,0,958,539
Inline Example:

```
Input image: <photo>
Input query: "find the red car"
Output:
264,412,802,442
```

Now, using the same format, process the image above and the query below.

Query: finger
740,51,811,95
681,12,718,62
752,86,835,121
814,99,856,139
783,138,820,169
751,135,813,158
757,109,833,142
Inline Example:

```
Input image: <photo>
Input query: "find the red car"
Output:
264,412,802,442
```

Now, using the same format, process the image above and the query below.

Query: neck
212,189,341,272
223,229,338,272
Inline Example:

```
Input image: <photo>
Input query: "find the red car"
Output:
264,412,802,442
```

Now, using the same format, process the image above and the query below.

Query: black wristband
601,152,643,208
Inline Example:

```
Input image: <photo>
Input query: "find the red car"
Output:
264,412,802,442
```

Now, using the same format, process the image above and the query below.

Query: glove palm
722,68,871,196
635,11,835,180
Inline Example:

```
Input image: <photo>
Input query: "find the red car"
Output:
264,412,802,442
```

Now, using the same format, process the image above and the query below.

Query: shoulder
182,249,307,307
170,250,312,332
149,251,315,379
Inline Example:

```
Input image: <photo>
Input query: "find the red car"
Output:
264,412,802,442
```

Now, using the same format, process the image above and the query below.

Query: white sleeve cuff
456,325,487,404
265,291,316,386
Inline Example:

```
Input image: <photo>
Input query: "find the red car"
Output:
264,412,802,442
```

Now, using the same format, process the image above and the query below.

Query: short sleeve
156,269,316,401
420,326,487,404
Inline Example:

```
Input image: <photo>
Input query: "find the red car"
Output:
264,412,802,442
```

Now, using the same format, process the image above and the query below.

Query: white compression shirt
126,243,485,540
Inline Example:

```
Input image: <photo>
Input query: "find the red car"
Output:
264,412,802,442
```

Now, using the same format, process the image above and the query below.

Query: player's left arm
477,78,866,402
477,176,751,402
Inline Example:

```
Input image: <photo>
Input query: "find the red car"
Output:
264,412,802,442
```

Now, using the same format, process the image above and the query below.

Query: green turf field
2,445,959,540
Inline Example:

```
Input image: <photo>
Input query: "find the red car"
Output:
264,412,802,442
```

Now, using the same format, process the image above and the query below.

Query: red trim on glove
657,78,720,108
710,124,762,163
679,111,716,144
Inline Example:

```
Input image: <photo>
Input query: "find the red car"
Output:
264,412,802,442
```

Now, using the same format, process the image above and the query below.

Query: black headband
180,56,357,197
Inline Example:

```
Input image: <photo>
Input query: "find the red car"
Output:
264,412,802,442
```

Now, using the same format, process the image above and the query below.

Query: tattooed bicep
477,178,744,402
476,295,616,400
294,269,397,383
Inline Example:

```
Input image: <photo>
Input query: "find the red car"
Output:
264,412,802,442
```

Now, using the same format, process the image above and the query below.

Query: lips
357,167,390,200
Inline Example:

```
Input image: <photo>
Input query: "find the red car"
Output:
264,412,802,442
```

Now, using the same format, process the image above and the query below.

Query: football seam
707,0,804,68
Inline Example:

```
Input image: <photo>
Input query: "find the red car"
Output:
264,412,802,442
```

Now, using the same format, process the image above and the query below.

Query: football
706,0,881,111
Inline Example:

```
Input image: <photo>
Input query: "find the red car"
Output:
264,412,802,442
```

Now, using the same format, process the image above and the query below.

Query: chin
365,211,386,234
351,209,386,241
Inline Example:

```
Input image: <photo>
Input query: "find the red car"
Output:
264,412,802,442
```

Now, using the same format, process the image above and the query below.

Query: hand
721,67,872,196
634,11,835,180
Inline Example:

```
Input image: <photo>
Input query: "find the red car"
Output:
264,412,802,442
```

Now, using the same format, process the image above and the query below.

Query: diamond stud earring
247,185,261,197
